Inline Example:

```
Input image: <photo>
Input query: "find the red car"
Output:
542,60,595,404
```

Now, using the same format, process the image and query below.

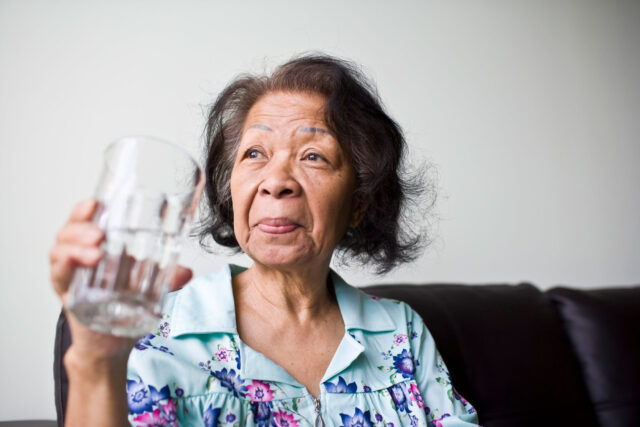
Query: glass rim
99,135,204,213
103,135,203,177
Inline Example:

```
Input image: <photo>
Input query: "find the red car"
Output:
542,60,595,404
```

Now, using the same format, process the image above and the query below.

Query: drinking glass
66,136,204,337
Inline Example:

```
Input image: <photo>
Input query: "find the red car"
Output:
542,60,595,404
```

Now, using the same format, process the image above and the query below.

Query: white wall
1,0,638,421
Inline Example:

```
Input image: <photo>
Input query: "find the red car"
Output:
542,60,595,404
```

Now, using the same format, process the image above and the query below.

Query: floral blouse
126,264,478,426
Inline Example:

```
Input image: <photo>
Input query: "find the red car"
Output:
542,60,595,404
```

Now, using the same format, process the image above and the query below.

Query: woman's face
230,91,356,270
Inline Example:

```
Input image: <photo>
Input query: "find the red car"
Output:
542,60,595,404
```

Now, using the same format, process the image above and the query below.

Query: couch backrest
364,283,599,427
548,287,640,427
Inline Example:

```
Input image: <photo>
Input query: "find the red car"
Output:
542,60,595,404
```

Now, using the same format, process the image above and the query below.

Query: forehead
243,91,327,132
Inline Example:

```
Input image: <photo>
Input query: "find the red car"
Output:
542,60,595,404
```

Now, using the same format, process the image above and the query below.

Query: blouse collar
170,264,395,337
168,264,398,388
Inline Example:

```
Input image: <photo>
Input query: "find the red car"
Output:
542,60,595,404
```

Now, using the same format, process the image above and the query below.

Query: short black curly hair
197,53,427,274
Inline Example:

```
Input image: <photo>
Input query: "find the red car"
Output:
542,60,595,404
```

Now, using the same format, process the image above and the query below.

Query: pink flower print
431,414,451,427
272,409,299,427
393,334,408,345
453,388,469,406
159,322,171,338
132,399,178,426
215,347,231,362
408,383,424,408
246,380,274,402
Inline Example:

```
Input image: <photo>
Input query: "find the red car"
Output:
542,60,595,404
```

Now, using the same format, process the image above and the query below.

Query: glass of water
66,136,204,337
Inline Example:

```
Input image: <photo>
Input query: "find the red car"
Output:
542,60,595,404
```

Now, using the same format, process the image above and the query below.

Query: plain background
1,0,639,421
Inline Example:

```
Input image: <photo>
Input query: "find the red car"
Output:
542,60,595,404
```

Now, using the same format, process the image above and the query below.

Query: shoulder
344,284,435,363
164,265,234,310
159,264,240,336
333,275,422,334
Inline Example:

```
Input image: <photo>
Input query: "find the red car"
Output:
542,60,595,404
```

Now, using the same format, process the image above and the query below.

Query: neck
234,261,336,324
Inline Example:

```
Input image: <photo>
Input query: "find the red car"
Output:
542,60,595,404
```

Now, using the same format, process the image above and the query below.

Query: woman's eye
245,149,264,159
304,152,323,161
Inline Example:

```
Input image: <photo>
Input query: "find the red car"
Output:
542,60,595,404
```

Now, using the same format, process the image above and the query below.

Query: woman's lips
256,218,300,234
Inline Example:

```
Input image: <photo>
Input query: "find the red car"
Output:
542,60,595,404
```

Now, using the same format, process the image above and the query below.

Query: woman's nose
258,159,302,198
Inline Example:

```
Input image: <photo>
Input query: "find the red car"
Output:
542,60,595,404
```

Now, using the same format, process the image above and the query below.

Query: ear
349,202,368,228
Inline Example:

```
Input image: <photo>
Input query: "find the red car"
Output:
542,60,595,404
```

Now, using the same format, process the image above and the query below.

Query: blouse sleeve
126,334,180,426
408,307,479,426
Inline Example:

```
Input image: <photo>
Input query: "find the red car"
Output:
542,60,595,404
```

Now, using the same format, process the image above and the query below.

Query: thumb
170,266,193,291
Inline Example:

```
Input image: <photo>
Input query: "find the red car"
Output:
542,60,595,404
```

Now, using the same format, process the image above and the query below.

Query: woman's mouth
256,218,300,234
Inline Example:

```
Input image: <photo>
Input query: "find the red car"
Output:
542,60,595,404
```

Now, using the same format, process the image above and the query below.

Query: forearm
64,347,130,427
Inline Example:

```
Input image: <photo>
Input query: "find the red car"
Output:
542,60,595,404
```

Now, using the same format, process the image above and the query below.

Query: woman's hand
50,199,193,426
50,198,193,360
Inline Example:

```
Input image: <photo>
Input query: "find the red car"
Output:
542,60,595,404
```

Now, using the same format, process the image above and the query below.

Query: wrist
64,346,132,427
64,345,129,384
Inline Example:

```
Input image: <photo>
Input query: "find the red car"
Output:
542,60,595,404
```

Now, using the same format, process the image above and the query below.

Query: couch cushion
365,283,597,427
548,286,640,427
54,311,70,427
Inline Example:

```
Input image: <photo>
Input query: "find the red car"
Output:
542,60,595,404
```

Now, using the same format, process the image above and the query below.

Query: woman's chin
246,247,321,271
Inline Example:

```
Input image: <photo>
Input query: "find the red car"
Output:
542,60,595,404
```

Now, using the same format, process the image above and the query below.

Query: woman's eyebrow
248,124,273,131
297,126,328,134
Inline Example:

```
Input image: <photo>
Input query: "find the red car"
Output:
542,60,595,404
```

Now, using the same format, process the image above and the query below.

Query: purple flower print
324,376,357,393
175,387,184,397
349,332,362,344
375,413,383,422
212,368,247,397
126,378,153,414
226,413,236,422
199,360,214,372
251,401,272,427
149,384,170,404
339,407,373,427
134,333,174,355
203,404,221,427
388,382,412,413
380,350,393,361
393,349,415,379
135,334,154,351
246,380,274,402
407,321,418,340
156,345,174,355
363,385,372,393
233,341,242,369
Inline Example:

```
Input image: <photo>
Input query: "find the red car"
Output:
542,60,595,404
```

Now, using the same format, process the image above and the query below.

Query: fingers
53,200,194,302
56,222,104,246
50,244,102,296
51,200,103,299
170,266,193,291
67,199,99,223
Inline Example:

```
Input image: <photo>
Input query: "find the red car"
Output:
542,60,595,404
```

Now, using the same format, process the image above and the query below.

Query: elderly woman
50,55,478,426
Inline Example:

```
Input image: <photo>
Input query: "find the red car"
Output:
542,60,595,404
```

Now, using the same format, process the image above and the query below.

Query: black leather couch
54,282,640,426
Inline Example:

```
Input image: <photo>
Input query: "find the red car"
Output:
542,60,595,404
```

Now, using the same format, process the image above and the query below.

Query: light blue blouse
126,265,478,426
